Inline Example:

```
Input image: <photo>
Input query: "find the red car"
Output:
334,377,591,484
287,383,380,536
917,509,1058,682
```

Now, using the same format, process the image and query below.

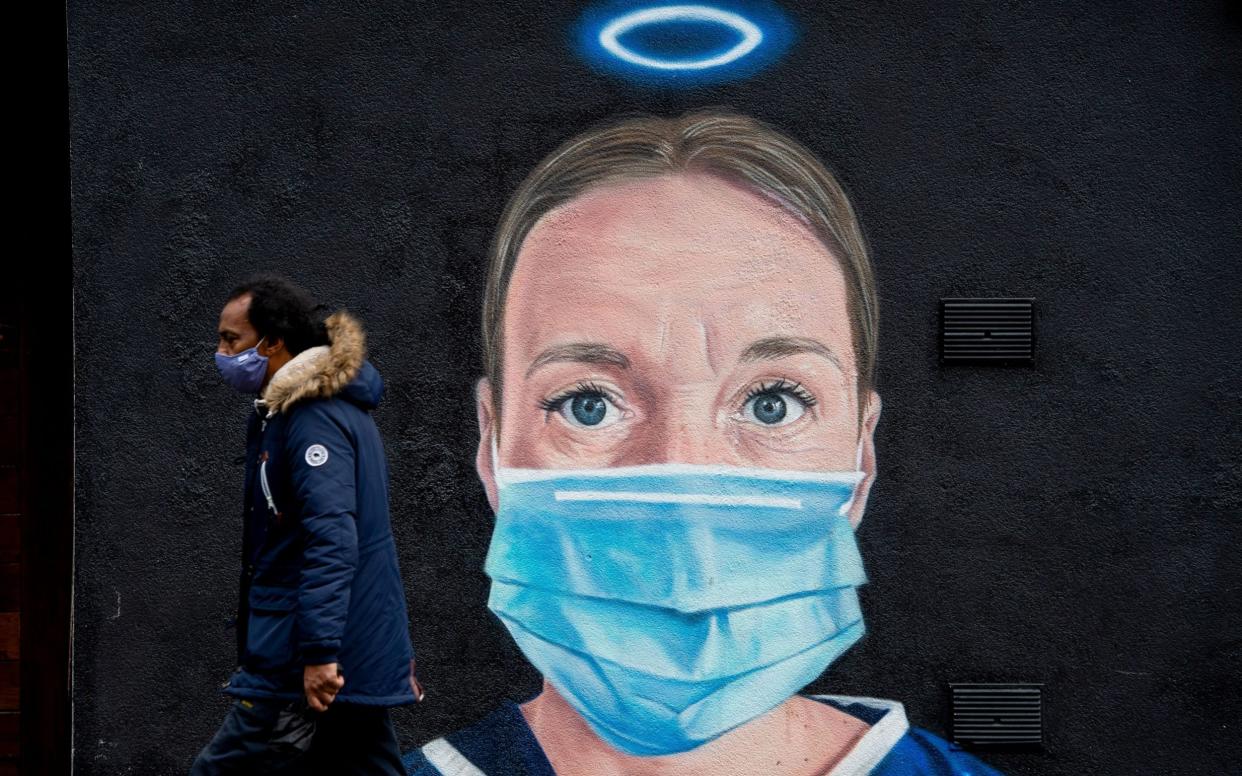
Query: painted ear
847,390,882,528
475,377,499,513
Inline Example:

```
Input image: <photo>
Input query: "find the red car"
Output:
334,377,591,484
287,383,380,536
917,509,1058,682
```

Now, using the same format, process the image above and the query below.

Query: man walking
193,274,421,775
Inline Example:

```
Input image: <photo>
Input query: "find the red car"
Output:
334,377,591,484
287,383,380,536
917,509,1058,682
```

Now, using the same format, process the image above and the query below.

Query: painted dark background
67,1,1241,774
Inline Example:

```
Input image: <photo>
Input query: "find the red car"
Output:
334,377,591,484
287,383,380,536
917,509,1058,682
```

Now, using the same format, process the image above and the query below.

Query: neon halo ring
598,5,764,71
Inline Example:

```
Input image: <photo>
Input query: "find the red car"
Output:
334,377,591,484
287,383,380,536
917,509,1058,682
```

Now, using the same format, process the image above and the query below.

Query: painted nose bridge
642,305,724,465
643,390,722,466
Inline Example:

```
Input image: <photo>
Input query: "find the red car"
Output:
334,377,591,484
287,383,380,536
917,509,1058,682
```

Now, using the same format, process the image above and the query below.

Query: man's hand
303,663,344,712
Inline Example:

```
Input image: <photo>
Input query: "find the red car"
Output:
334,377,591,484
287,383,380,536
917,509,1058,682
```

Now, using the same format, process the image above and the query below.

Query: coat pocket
246,585,298,672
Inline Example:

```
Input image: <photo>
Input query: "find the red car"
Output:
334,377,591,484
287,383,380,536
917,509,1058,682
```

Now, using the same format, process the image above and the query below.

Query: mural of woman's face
477,172,880,524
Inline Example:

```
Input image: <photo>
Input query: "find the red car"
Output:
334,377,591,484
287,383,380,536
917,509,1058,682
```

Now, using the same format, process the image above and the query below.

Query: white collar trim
418,695,909,776
421,737,486,776
813,694,910,776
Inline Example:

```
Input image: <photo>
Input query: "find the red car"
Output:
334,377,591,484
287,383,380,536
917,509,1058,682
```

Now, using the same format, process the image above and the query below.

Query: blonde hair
482,109,878,411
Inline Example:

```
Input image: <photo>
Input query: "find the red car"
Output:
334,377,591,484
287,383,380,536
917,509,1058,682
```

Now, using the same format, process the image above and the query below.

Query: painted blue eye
552,390,622,429
752,393,786,424
571,394,608,426
742,390,806,427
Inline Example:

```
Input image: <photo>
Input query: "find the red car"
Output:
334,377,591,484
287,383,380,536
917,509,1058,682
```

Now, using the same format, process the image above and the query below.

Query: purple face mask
215,338,269,394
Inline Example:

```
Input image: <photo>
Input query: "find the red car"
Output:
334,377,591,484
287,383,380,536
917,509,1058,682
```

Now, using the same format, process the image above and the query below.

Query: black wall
68,2,1241,773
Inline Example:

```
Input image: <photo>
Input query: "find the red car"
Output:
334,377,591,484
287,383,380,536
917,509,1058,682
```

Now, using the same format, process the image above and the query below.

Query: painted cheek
541,429,625,469
742,434,850,469
730,404,859,467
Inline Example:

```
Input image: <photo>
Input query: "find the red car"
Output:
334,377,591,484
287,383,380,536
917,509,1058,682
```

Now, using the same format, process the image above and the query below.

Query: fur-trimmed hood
260,310,381,415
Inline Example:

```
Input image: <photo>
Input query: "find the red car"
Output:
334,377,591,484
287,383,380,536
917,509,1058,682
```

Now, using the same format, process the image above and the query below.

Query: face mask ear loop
838,437,868,518
490,432,502,487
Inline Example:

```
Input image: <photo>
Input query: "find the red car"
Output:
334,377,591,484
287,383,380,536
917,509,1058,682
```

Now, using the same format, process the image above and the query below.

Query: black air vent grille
950,683,1043,747
940,298,1034,364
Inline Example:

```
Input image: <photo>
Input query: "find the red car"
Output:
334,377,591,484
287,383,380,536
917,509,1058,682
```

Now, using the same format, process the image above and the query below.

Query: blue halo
600,6,763,71
575,2,796,87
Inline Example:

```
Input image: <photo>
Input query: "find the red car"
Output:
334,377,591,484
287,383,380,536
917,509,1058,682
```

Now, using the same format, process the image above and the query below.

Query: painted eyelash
744,378,818,408
538,381,613,412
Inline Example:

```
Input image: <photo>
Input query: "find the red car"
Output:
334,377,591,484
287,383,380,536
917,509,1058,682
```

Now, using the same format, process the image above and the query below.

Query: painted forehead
523,172,825,250
502,172,855,361
507,172,846,310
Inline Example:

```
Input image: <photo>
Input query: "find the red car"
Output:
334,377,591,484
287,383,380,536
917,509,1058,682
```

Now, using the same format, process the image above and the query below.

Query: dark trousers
191,699,405,775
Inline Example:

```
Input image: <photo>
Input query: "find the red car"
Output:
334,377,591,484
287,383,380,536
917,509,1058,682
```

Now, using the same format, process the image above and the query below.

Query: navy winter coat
224,311,418,707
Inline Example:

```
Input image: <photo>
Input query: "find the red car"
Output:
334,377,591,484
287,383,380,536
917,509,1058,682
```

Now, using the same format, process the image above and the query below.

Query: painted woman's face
477,172,880,523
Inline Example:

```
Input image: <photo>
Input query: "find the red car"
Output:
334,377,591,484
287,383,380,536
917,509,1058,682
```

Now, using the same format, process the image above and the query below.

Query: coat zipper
259,459,279,516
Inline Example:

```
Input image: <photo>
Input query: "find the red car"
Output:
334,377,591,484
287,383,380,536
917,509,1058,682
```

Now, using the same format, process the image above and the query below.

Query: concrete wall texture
68,2,1241,773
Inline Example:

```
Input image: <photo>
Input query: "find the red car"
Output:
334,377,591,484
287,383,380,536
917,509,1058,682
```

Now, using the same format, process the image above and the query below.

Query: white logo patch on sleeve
305,444,330,467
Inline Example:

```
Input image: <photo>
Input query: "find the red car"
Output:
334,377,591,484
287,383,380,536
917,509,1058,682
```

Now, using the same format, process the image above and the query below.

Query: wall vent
950,683,1043,748
940,298,1035,364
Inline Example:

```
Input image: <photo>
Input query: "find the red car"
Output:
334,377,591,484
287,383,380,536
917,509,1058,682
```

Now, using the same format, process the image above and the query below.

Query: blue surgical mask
485,453,868,756
214,338,269,394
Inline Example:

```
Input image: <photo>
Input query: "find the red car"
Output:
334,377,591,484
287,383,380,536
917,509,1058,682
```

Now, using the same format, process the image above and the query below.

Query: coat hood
260,311,382,415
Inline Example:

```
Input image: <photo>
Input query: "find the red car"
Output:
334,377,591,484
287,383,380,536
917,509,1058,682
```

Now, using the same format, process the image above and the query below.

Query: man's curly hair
228,273,329,356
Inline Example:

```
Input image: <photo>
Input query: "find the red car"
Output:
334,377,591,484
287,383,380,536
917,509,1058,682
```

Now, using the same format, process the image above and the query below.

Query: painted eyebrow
740,336,845,372
526,343,631,378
